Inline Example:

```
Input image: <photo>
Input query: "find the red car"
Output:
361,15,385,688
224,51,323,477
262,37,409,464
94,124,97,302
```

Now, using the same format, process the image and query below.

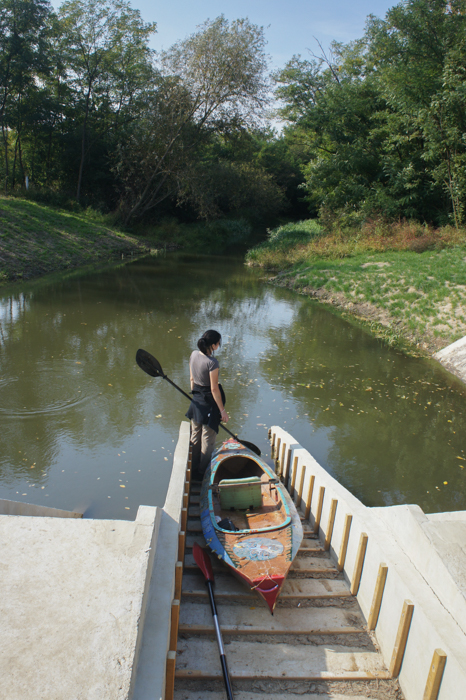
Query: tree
57,0,156,202
0,0,52,192
116,16,269,223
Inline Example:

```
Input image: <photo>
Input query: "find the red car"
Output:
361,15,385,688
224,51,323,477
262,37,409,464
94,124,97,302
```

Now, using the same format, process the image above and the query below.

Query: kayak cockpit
209,455,291,533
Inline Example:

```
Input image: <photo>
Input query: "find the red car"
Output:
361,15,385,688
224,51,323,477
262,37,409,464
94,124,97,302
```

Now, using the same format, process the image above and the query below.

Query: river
0,253,465,520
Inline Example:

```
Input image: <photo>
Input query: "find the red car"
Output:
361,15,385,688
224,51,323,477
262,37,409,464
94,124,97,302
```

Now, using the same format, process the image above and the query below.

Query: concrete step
175,638,389,680
184,533,325,556
182,573,351,600
178,600,365,635
183,553,338,577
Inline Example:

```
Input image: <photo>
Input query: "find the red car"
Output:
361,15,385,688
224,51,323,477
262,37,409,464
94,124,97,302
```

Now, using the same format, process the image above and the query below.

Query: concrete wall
270,426,466,700
132,420,191,700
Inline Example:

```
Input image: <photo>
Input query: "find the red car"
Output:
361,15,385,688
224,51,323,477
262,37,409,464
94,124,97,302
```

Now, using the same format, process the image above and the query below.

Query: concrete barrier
435,334,466,384
0,504,160,700
132,420,191,700
271,426,466,700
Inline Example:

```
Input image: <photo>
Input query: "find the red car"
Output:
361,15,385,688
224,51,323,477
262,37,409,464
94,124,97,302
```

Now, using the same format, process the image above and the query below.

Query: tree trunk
77,86,92,202
2,125,9,194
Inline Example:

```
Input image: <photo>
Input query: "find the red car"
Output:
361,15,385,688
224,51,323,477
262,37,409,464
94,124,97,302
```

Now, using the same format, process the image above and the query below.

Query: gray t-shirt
190,350,219,387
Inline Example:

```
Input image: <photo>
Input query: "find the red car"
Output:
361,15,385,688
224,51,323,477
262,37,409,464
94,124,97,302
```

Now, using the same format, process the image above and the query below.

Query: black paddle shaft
206,580,234,700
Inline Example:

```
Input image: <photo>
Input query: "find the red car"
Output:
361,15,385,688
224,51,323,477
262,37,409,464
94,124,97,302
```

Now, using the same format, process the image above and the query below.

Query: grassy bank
0,196,150,285
246,219,466,354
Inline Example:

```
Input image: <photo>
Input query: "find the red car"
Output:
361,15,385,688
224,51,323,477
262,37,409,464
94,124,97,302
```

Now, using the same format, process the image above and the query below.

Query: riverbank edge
263,268,447,358
0,196,159,286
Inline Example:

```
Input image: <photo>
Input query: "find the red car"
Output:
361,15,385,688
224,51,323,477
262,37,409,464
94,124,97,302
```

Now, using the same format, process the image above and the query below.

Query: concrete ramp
0,504,160,700
435,335,466,384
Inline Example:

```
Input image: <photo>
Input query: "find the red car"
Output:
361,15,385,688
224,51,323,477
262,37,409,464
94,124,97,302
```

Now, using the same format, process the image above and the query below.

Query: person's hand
220,408,229,423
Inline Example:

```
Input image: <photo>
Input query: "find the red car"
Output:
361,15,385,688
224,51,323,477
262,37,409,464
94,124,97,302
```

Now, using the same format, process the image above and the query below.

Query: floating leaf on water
120,485,125,488
443,481,448,485
155,414,162,418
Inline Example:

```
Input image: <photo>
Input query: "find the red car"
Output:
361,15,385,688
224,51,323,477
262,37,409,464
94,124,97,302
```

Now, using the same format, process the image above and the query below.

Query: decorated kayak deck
199,438,303,612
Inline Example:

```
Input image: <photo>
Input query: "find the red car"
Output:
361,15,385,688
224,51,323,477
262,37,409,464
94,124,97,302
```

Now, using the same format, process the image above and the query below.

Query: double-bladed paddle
135,348,261,456
193,542,234,700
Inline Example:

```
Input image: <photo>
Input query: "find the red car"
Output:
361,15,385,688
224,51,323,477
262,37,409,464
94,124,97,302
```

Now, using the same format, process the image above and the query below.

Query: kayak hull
199,438,303,612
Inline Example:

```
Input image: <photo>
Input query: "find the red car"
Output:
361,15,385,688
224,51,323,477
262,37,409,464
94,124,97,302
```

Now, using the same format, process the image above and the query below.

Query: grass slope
0,197,149,285
246,220,466,354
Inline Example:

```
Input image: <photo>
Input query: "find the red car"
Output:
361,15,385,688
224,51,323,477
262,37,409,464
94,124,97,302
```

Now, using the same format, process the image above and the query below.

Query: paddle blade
193,542,214,583
136,349,165,378
239,439,261,456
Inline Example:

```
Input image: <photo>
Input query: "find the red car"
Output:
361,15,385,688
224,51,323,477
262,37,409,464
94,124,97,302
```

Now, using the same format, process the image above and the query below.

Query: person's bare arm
210,368,229,423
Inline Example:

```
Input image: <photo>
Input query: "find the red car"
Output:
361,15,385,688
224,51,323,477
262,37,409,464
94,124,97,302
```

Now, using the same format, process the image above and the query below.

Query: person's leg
199,425,217,474
190,420,203,478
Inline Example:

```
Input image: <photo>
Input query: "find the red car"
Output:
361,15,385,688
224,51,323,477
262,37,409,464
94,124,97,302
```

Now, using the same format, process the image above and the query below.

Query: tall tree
116,16,269,223
0,0,51,192
57,0,156,202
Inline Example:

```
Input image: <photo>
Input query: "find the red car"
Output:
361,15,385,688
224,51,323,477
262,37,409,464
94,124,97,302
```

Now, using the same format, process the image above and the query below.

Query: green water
0,253,465,519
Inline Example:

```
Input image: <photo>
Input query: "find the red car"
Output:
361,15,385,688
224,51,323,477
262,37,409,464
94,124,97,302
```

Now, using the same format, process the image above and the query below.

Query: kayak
199,438,303,613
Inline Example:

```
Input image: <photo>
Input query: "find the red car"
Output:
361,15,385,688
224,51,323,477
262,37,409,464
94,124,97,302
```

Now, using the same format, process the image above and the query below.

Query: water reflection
0,253,465,519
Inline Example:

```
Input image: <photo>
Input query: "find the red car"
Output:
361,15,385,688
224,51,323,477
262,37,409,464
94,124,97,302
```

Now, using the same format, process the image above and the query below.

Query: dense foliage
275,0,466,227
0,0,299,227
3,0,466,232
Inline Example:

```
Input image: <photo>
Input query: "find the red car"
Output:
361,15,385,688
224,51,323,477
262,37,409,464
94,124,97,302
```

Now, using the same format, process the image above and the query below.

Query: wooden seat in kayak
218,477,262,510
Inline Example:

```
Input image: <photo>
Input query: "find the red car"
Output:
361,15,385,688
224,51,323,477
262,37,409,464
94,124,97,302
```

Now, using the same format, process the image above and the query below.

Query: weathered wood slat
178,600,364,635
181,573,351,600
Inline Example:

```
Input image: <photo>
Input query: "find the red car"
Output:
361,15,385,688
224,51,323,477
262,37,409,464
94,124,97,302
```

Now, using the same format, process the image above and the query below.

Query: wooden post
165,651,176,700
187,445,192,469
350,532,368,595
313,485,324,532
274,437,281,468
423,649,447,700
290,456,299,497
368,563,388,630
181,507,187,532
389,600,414,677
174,561,183,600
169,599,180,651
178,531,186,562
268,427,272,440
337,514,352,572
296,468,306,508
183,491,189,509
280,442,287,481
304,475,315,521
270,433,277,459
284,447,292,486
324,498,338,551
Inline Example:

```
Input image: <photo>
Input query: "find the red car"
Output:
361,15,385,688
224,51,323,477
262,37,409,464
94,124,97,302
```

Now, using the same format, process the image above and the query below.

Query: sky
129,0,398,68
51,0,398,69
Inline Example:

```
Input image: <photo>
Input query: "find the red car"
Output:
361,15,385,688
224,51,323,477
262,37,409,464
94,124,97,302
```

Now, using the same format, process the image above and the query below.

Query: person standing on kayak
186,329,229,481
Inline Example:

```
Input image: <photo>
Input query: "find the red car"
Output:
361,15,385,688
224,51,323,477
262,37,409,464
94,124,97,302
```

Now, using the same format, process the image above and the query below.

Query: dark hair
198,329,221,355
